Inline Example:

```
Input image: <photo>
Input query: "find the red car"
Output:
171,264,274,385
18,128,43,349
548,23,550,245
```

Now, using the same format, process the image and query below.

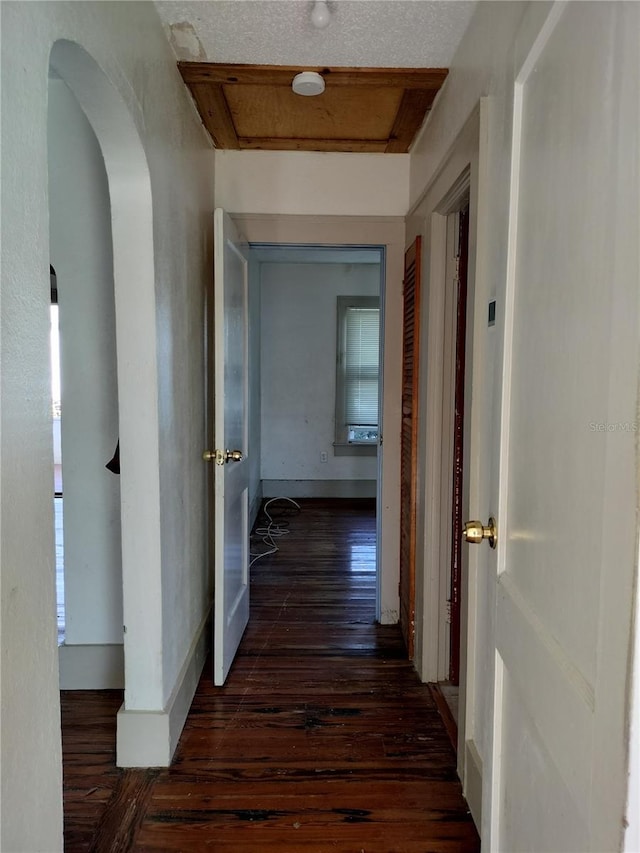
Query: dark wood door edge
428,682,458,753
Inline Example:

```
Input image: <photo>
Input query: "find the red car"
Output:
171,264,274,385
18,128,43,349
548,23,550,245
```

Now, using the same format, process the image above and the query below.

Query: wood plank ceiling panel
179,63,448,153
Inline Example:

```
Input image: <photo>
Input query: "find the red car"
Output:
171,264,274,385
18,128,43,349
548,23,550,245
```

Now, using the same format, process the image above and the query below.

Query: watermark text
589,421,638,433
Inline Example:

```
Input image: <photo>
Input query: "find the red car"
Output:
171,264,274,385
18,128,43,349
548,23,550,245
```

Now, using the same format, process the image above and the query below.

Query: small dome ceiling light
291,71,326,97
310,0,331,29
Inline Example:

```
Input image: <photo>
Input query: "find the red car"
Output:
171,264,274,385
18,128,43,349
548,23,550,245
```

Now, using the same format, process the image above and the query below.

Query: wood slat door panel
400,237,422,659
178,64,448,153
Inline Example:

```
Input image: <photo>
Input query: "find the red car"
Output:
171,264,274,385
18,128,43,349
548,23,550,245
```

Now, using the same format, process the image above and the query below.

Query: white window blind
344,306,380,427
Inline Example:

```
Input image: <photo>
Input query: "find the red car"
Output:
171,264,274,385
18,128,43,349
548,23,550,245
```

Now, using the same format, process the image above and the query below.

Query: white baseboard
262,479,376,499
58,643,124,689
464,738,483,830
116,607,210,767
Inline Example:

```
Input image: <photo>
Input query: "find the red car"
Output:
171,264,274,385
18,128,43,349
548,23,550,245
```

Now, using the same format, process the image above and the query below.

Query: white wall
1,2,214,847
216,150,409,217
48,78,123,649
260,262,379,492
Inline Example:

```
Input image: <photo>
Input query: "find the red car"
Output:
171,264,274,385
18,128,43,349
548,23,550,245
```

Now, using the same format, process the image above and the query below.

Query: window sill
333,442,378,457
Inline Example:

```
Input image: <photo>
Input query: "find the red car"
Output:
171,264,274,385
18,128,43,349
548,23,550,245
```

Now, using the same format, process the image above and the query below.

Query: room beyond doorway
248,243,385,620
230,214,404,630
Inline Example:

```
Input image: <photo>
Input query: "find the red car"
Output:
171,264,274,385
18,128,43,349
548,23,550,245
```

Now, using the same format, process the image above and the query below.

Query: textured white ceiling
155,1,476,68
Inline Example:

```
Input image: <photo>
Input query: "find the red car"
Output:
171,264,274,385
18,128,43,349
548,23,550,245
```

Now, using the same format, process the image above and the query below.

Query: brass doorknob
203,449,244,465
463,517,497,549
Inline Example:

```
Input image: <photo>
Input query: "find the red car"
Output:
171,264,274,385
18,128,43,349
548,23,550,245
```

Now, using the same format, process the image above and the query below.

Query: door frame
443,204,470,687
231,214,405,625
406,101,489,821
48,40,171,765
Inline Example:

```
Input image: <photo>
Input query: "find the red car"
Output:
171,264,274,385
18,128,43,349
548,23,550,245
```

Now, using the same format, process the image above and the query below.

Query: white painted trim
49,40,164,711
464,739,483,830
486,650,505,848
232,214,405,627
58,644,124,690
261,479,377,499
413,119,477,682
409,107,481,686
437,212,461,680
407,103,487,805
459,96,491,789
116,606,210,767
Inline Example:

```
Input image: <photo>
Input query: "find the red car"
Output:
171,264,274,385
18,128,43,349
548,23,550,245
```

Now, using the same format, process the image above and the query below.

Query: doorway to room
248,244,385,618
48,50,124,684
430,201,470,744
224,213,405,634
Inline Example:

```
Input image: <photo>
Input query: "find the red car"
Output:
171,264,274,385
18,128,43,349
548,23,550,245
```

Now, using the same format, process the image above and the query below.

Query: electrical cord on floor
249,496,301,567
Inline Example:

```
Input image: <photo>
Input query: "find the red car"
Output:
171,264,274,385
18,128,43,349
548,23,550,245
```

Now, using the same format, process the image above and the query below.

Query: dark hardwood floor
61,499,480,852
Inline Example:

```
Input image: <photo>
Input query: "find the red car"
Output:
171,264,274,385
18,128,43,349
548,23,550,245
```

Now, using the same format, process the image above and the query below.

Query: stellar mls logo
589,422,638,432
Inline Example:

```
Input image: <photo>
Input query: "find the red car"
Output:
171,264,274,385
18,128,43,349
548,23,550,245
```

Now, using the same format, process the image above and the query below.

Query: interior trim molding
116,606,210,767
261,479,377,499
464,738,483,830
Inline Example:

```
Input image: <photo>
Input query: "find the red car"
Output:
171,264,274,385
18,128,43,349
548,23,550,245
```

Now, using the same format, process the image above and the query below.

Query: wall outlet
320,451,328,463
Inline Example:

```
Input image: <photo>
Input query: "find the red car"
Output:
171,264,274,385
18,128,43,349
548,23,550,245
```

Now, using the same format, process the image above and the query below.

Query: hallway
62,500,479,851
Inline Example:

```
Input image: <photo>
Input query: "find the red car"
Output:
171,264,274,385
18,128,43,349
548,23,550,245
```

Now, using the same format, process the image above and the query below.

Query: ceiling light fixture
310,0,331,29
291,71,326,97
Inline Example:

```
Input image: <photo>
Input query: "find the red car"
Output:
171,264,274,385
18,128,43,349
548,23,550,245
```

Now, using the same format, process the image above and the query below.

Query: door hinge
445,599,452,624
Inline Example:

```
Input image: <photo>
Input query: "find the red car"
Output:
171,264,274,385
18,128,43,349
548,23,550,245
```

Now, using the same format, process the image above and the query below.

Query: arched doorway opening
48,39,163,751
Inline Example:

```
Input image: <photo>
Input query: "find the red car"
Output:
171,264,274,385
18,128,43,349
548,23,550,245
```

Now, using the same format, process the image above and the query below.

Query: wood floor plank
62,499,479,851
61,689,124,850
88,769,159,853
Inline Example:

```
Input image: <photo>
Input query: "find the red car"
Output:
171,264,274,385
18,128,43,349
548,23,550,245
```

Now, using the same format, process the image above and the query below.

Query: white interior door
212,208,250,686
485,5,639,851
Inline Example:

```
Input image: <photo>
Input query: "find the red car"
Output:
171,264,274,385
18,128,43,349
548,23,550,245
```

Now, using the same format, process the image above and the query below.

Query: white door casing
230,214,405,625
213,208,250,686
406,104,488,823
485,4,640,850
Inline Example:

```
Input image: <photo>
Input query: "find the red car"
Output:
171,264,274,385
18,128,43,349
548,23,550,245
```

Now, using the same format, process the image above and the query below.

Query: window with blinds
336,296,380,445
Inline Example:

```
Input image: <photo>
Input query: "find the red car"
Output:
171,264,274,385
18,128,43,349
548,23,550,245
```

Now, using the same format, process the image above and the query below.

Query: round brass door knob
203,449,244,465
463,517,497,549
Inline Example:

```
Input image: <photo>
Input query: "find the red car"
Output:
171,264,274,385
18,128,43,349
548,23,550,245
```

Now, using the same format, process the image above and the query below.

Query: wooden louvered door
399,237,422,659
